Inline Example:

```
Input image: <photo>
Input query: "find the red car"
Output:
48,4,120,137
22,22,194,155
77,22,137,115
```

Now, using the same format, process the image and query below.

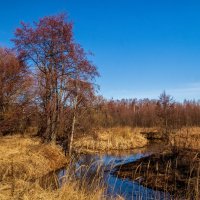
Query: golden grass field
73,126,200,153
0,127,199,199
170,127,200,150
0,135,108,200
73,127,148,153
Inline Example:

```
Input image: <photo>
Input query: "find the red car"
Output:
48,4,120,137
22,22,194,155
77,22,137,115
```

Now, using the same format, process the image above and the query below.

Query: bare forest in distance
0,13,199,200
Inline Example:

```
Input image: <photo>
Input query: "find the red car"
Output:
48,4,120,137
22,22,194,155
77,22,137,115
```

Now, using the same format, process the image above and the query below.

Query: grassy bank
140,127,200,150
0,135,107,200
0,135,67,180
74,127,148,153
113,149,200,199
0,179,104,200
170,127,200,150
73,126,200,153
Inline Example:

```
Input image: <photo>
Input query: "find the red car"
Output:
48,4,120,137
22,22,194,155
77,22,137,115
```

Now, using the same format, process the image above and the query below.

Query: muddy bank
113,149,200,199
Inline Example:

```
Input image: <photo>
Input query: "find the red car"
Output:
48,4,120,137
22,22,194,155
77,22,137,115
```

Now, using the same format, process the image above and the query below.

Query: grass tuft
74,127,148,153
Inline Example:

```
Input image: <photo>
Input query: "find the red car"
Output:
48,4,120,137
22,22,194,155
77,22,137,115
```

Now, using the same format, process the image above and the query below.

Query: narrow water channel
42,144,172,200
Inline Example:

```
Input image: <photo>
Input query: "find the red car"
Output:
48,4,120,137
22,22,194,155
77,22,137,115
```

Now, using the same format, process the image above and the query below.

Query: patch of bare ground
73,127,148,153
113,149,200,199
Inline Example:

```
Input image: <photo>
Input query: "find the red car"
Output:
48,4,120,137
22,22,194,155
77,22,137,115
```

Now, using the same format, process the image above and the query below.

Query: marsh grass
73,127,148,153
36,153,127,200
0,135,67,181
170,127,200,150
0,129,199,199
0,179,105,200
3,142,197,200
56,152,169,200
113,149,200,200
0,135,109,200
0,135,128,200
73,126,200,153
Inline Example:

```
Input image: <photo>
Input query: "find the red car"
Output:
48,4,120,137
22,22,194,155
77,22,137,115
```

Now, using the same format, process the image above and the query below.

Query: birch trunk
69,95,78,156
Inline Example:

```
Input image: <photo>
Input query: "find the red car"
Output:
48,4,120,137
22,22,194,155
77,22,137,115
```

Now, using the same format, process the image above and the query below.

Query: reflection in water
53,146,172,200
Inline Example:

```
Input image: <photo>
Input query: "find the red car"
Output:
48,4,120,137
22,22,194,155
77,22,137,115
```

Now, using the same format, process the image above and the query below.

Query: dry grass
113,149,200,199
73,126,200,152
0,180,105,200
0,135,67,181
170,127,200,150
123,126,200,150
74,127,148,153
0,135,109,200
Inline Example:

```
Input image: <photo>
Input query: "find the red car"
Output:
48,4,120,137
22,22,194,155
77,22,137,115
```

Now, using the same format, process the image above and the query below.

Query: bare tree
0,48,32,135
13,14,99,148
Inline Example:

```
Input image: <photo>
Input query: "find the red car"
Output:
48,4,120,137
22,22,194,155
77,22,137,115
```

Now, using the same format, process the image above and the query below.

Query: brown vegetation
92,92,200,131
113,149,200,199
73,127,148,153
0,135,67,180
0,48,33,136
0,135,108,200
0,12,200,200
12,14,98,155
73,126,200,153
0,180,105,200
1,34,200,155
170,127,200,150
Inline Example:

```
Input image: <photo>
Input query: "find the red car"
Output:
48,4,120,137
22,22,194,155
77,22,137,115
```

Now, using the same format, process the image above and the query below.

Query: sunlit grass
74,127,148,153
0,136,102,199
170,127,200,150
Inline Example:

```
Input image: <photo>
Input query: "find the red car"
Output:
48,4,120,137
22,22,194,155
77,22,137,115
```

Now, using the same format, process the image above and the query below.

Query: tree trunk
44,114,52,142
69,95,78,156
69,113,76,156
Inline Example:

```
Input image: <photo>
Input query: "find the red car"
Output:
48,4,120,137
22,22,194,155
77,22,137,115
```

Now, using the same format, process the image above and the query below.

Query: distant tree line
90,92,200,131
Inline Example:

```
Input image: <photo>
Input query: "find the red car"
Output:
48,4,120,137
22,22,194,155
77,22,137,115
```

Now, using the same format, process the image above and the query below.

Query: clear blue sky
1,0,200,101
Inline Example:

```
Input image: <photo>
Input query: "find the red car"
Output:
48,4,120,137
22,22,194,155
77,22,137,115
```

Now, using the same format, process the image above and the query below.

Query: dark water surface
42,144,172,200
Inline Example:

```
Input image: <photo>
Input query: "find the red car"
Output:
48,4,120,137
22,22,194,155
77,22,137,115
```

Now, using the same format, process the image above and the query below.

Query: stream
41,144,172,200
